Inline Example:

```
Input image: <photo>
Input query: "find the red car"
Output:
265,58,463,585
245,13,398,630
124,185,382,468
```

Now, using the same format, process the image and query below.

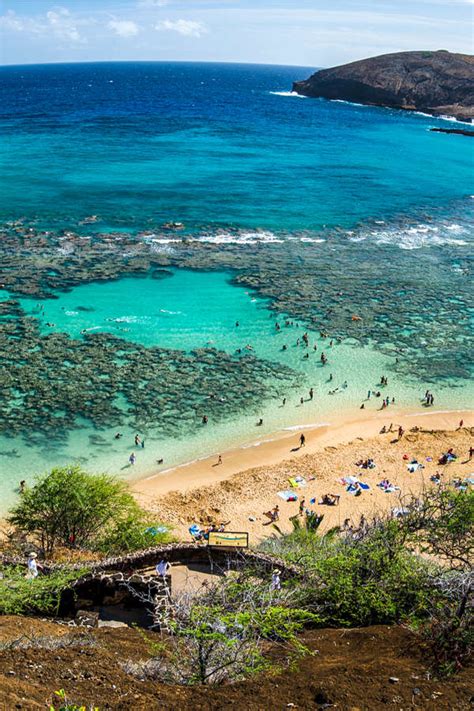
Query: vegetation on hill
1,467,472,686
7,466,171,557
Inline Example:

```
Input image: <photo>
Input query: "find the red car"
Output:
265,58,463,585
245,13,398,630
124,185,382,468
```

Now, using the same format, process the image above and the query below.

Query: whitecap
269,90,307,98
192,230,284,245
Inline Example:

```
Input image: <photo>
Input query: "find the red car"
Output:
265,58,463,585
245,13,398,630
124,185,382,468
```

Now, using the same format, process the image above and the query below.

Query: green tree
8,466,168,556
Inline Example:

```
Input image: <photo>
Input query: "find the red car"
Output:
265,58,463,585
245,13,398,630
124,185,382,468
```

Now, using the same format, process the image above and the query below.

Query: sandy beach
133,408,473,542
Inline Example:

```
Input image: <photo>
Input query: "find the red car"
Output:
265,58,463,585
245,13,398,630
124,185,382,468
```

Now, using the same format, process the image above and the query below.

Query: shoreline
132,406,472,515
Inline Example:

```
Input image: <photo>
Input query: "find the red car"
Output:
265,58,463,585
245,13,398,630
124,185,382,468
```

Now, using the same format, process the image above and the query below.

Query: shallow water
0,62,473,512
0,269,469,511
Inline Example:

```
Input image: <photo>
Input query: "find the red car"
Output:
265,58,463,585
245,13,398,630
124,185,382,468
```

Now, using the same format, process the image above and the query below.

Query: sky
0,0,472,67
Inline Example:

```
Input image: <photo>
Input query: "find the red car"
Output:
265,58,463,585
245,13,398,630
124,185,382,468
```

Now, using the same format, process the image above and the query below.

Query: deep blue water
0,61,472,231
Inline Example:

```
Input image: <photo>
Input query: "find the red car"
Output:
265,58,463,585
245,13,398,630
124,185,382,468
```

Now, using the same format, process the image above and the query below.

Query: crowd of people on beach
182,420,471,547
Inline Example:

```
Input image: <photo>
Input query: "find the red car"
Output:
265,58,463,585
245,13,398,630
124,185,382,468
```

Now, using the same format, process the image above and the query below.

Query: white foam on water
300,237,326,243
330,99,367,108
192,230,284,245
353,221,471,250
283,422,330,431
438,114,473,125
407,409,468,417
445,224,466,233
109,315,151,324
269,91,307,98
65,311,79,316
241,437,277,449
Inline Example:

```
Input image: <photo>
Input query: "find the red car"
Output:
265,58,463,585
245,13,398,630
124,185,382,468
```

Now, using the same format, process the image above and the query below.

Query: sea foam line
269,90,307,98
283,422,330,431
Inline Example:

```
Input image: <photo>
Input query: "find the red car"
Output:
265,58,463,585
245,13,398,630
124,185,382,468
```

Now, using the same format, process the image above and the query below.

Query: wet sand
133,408,473,542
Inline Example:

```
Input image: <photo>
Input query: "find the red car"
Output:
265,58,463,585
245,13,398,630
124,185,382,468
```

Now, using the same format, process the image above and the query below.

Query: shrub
0,566,86,616
8,466,170,556
260,521,434,627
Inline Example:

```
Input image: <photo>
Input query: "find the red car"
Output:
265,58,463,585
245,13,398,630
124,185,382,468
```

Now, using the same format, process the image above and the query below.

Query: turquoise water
0,62,473,511
0,268,466,511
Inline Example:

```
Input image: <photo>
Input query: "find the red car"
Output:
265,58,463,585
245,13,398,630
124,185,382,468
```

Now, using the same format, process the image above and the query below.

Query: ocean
0,61,472,508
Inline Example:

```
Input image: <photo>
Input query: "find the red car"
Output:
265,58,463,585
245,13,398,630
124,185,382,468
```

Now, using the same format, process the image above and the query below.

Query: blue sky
0,0,472,66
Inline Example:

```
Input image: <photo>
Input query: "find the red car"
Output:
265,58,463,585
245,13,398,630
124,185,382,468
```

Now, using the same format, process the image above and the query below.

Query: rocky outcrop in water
430,127,474,137
293,51,474,121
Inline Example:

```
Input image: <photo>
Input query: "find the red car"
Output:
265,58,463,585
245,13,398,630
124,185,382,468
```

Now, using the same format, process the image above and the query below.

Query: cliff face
293,51,474,121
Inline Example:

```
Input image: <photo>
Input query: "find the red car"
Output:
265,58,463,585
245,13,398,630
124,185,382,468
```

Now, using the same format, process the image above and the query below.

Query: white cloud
46,7,83,43
0,6,88,43
155,19,207,37
108,20,140,37
0,10,26,32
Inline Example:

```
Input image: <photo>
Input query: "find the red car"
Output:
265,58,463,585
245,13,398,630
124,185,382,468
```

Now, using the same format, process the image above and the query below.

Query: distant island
293,50,474,122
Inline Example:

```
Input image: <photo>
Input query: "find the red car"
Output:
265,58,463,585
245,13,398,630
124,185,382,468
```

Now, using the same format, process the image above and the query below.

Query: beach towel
278,490,298,501
289,476,307,488
145,525,168,536
408,463,423,473
379,485,398,493
346,484,359,494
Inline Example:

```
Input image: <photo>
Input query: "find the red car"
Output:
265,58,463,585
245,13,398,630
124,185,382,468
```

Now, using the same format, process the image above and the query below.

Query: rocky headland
293,50,474,121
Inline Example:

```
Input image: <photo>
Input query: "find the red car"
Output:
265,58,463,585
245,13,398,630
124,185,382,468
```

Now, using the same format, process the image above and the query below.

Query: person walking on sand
469,446,474,460
458,419,464,430
299,433,306,448
309,387,314,400
398,426,404,441
217,454,222,465
299,498,306,516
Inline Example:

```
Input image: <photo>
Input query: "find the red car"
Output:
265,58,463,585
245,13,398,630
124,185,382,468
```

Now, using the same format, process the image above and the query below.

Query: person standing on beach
299,498,306,516
299,433,306,448
309,387,314,400
134,433,141,446
217,454,222,465
398,426,404,441
129,452,136,465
